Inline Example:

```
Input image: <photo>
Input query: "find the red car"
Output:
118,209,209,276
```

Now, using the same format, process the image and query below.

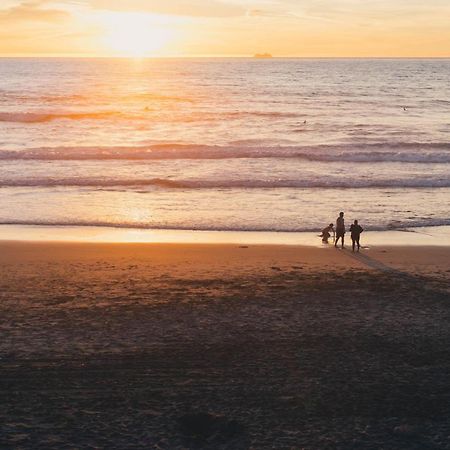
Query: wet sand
1,242,450,449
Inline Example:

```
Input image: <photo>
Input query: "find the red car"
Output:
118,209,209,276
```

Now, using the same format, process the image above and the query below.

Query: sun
101,13,175,57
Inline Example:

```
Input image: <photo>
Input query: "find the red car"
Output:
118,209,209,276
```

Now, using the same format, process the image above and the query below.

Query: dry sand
1,242,449,449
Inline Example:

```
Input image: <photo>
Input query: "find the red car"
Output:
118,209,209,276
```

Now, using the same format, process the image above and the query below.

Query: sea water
0,58,449,233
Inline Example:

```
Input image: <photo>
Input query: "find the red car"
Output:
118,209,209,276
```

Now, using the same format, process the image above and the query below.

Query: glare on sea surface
101,12,175,57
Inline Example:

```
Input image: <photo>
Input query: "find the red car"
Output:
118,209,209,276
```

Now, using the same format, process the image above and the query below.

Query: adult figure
350,219,364,252
335,211,345,249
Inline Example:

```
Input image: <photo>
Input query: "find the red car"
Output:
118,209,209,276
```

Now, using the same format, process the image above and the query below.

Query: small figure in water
320,223,335,244
335,211,345,249
350,219,364,252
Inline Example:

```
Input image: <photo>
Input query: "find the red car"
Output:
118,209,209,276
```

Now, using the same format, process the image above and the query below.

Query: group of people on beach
320,212,364,252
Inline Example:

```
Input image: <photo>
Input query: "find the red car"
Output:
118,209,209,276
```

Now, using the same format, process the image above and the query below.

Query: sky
0,0,449,57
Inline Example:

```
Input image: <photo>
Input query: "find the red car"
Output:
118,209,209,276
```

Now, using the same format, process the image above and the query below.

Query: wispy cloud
89,0,246,18
295,0,450,26
0,1,71,23
246,8,300,19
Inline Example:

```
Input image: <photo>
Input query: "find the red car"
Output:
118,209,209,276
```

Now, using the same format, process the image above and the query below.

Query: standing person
335,212,345,249
350,220,364,252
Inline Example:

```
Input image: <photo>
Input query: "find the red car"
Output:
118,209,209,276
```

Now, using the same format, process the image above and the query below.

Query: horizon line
0,54,449,59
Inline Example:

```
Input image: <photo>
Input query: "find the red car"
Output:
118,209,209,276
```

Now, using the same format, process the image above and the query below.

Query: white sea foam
1,176,449,189
1,143,449,163
1,217,450,233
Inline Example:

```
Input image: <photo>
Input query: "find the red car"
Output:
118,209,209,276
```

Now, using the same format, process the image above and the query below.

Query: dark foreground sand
1,242,450,449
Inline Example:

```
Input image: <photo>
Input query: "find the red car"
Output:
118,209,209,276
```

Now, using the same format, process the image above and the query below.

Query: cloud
0,1,71,23
246,8,298,18
299,0,450,26
89,0,246,18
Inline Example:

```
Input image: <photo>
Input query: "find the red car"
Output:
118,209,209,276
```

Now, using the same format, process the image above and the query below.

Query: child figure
350,220,364,252
320,223,335,244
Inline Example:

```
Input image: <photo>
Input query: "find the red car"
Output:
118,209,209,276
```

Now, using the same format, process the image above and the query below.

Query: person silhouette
335,212,345,249
350,219,364,252
320,223,335,244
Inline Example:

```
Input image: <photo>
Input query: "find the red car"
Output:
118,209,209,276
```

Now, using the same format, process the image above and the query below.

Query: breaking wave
2,177,450,189
1,217,450,233
0,109,300,124
0,111,119,123
1,142,450,162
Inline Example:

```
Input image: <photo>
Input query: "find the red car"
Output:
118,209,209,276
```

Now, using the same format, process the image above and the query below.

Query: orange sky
0,0,449,57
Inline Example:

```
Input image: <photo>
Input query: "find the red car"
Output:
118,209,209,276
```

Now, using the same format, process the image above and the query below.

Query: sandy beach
1,241,449,449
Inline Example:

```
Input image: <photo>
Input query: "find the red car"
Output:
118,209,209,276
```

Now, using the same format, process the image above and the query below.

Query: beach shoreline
1,239,449,285
2,224,450,247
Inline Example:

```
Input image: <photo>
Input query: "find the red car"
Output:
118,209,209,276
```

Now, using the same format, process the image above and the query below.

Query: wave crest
2,177,450,189
1,142,450,163
1,218,449,233
0,111,119,123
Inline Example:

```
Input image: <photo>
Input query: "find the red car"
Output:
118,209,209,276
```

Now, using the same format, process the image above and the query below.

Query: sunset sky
1,0,449,57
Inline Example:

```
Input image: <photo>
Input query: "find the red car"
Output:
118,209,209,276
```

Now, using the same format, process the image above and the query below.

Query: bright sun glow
101,13,175,57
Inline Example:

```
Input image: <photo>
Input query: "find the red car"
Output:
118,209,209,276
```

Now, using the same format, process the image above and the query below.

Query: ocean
1,58,449,234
